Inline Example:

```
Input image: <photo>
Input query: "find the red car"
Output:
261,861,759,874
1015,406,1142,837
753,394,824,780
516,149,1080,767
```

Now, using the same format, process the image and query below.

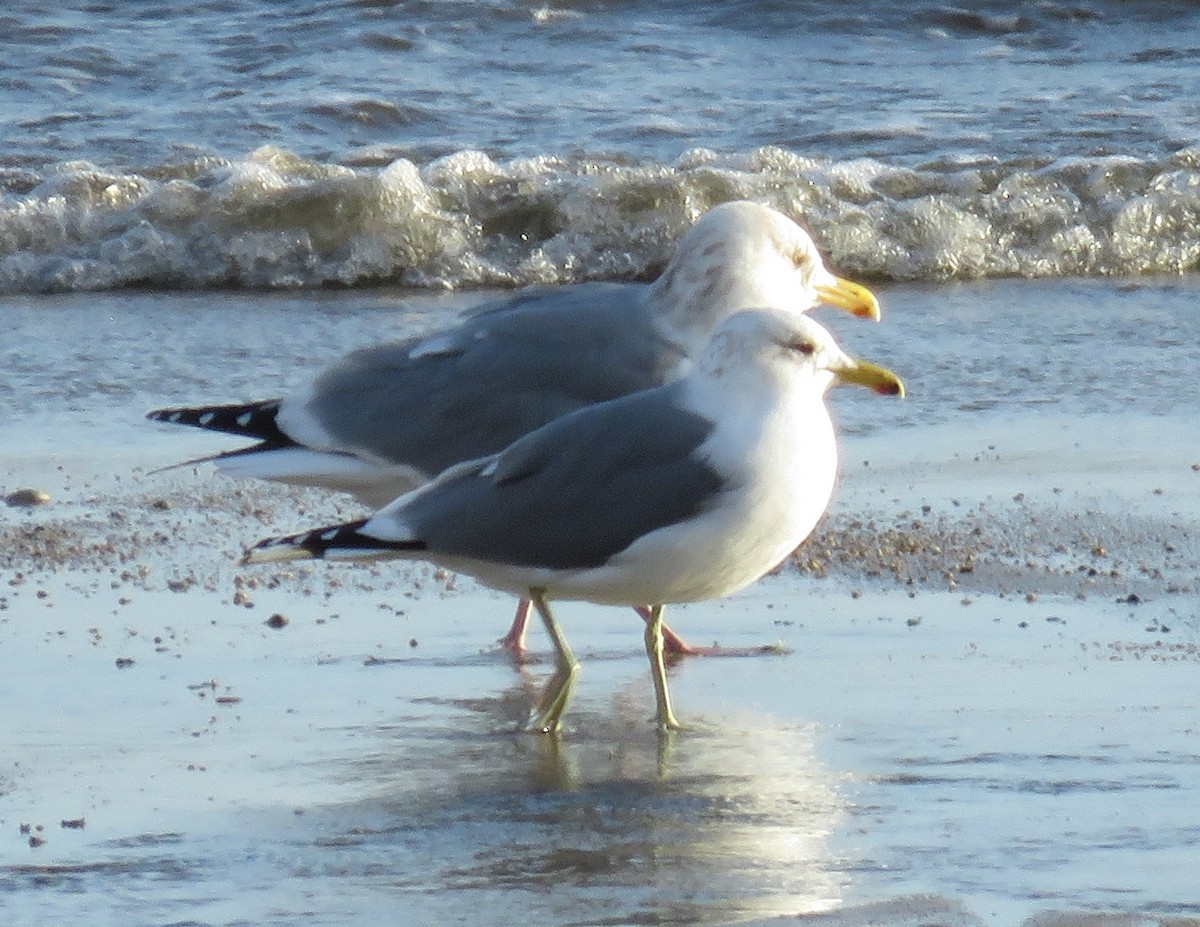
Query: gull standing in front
244,309,904,733
149,201,881,656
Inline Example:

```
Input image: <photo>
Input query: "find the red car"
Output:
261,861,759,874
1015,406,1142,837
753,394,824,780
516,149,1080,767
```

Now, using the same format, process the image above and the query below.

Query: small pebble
265,613,288,629
5,488,51,507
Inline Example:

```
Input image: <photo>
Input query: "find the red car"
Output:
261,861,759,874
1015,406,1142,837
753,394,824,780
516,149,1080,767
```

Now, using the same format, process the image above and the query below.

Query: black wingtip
243,519,426,565
146,400,291,443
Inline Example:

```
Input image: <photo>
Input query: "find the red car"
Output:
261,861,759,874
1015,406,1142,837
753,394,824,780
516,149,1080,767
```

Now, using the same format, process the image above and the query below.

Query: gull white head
650,201,880,347
695,308,904,400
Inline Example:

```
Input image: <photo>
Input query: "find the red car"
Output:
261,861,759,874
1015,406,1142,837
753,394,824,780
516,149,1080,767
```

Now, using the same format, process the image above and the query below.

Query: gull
243,308,905,733
148,201,881,656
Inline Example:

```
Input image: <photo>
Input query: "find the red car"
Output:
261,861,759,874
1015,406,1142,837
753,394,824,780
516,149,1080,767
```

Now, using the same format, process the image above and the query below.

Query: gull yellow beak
835,357,905,397
816,276,882,322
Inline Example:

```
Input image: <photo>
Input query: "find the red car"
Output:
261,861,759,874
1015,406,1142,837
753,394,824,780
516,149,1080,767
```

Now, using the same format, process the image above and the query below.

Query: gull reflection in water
304,672,848,926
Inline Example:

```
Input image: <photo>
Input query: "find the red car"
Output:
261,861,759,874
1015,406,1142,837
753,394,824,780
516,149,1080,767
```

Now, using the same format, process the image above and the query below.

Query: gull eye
789,338,816,356
792,249,814,271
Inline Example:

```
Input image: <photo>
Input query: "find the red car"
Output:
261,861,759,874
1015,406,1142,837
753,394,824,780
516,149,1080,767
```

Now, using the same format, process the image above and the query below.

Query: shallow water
3,274,1198,451
3,544,1198,925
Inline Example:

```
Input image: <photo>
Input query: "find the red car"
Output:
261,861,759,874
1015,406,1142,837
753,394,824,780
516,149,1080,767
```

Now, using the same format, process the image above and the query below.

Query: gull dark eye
789,339,816,356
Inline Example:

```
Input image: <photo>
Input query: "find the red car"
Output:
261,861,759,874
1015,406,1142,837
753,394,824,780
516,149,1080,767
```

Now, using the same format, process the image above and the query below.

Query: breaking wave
2,144,1198,293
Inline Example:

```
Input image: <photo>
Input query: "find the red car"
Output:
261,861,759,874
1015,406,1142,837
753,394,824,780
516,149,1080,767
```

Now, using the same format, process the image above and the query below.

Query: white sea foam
1,145,1199,293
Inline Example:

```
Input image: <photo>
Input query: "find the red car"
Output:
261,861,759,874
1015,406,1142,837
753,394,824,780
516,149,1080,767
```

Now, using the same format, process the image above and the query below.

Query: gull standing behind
244,309,905,734
148,201,881,656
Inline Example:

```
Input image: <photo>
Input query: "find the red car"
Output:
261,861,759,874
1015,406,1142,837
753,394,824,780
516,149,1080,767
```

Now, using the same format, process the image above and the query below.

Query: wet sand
3,416,1199,925
2,279,1199,924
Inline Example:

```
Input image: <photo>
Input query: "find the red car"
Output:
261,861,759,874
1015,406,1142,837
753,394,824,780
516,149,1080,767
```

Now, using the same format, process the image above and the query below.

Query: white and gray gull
148,201,881,656
243,308,905,733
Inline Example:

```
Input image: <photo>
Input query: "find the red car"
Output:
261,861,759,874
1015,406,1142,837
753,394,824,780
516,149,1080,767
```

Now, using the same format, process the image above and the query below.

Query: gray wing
297,282,685,476
395,383,726,571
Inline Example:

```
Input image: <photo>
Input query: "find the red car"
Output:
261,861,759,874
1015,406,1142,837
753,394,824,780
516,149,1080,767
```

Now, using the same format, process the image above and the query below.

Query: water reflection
301,680,847,925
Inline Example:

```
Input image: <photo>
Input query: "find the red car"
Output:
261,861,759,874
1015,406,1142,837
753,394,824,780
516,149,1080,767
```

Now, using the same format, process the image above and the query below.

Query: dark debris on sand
0,481,362,599
792,498,1199,605
1,478,1196,608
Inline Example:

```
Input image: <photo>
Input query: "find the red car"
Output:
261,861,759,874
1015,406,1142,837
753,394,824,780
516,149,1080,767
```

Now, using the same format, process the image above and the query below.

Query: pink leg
501,599,788,659
498,597,533,655
633,605,790,658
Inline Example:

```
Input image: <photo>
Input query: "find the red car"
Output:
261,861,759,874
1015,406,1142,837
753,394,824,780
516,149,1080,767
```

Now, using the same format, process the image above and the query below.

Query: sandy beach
2,278,1199,925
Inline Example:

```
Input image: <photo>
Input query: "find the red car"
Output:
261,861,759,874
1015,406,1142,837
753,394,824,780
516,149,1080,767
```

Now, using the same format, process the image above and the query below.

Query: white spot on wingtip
236,412,252,427
198,412,215,426
243,538,301,565
320,529,339,541
409,333,461,360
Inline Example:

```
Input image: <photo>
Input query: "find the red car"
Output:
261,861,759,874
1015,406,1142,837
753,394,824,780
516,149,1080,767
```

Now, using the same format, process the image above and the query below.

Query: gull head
698,308,905,398
651,202,880,345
